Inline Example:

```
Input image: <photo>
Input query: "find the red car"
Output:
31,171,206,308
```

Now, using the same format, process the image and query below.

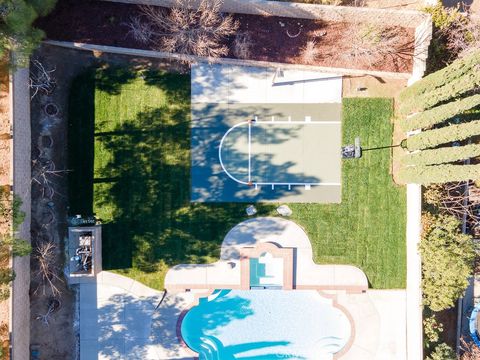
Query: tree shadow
68,66,322,282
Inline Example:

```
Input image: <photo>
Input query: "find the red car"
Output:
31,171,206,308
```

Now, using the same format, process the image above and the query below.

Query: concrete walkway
406,184,423,360
79,271,194,360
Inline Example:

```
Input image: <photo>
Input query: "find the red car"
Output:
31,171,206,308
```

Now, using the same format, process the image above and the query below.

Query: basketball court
191,63,343,203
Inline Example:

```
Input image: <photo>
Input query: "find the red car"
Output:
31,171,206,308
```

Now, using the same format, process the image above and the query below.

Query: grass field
68,68,405,290
290,98,406,288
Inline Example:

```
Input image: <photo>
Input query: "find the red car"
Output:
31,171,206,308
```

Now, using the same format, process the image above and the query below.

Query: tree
402,143,480,166
401,94,480,132
399,163,480,184
137,0,239,59
0,0,57,67
419,214,475,311
405,120,480,151
399,50,480,116
427,343,456,360
340,23,407,65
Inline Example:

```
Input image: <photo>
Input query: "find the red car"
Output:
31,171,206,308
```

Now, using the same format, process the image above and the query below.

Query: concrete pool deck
80,216,407,359
165,217,368,292
78,271,406,359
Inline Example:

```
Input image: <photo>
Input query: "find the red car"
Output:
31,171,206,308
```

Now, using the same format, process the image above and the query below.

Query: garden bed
37,0,415,73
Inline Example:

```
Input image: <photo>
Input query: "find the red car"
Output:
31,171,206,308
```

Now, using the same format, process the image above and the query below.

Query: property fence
10,67,31,360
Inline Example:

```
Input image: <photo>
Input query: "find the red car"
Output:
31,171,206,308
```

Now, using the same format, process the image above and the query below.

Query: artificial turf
68,68,405,290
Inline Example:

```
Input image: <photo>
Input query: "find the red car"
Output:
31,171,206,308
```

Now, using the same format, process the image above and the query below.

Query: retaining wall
102,0,432,80
10,67,31,360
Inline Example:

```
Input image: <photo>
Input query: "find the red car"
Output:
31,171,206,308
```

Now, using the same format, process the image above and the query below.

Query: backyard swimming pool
181,290,351,360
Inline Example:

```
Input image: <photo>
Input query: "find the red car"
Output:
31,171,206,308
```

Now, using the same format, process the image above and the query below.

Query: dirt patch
36,0,415,73
436,306,458,349
0,62,11,187
0,61,11,358
28,43,187,360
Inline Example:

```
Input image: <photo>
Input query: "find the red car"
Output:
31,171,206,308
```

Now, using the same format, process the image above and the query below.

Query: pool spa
181,289,352,360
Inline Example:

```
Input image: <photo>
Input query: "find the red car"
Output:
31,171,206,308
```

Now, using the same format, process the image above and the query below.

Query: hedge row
402,143,480,166
401,94,480,132
399,164,480,184
399,50,480,116
406,120,480,151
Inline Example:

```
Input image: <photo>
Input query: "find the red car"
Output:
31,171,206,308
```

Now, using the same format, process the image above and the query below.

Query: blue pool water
181,290,351,360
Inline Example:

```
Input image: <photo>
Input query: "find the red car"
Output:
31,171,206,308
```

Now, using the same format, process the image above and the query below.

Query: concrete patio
79,271,194,360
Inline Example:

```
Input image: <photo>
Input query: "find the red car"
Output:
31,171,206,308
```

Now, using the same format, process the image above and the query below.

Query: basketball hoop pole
362,144,401,151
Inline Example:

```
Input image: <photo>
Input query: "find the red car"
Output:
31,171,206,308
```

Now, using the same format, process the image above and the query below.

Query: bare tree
124,15,154,44
32,159,68,200
29,60,56,99
341,23,406,65
424,181,480,231
139,0,239,58
300,40,320,65
33,241,62,297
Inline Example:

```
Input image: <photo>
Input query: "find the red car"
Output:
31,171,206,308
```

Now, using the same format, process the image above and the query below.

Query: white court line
218,120,341,187
255,120,340,125
248,121,252,182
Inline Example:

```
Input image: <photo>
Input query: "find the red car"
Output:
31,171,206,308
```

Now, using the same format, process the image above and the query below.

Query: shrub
424,315,443,349
399,163,480,184
232,32,252,60
406,120,480,151
427,343,456,360
402,143,480,166
399,50,480,115
140,0,239,58
401,94,480,132
420,214,475,311
300,41,320,65
424,3,465,31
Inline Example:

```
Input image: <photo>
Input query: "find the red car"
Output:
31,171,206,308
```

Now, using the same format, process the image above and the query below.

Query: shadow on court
67,66,279,280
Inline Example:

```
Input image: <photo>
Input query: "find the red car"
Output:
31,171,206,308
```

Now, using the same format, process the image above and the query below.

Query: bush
419,214,475,311
399,50,480,115
427,343,456,360
399,163,480,184
401,94,480,132
0,0,57,67
424,3,466,31
406,120,480,151
424,315,444,349
402,143,480,166
140,0,239,58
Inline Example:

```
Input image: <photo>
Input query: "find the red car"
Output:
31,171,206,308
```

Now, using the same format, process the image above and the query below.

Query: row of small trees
398,50,480,185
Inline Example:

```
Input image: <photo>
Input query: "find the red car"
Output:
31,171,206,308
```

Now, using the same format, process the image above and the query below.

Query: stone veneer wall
10,67,31,360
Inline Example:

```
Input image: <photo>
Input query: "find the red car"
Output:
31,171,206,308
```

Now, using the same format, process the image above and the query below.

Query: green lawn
290,98,406,288
68,68,405,290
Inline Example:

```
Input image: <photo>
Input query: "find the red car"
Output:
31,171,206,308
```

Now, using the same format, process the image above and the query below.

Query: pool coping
175,289,356,359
